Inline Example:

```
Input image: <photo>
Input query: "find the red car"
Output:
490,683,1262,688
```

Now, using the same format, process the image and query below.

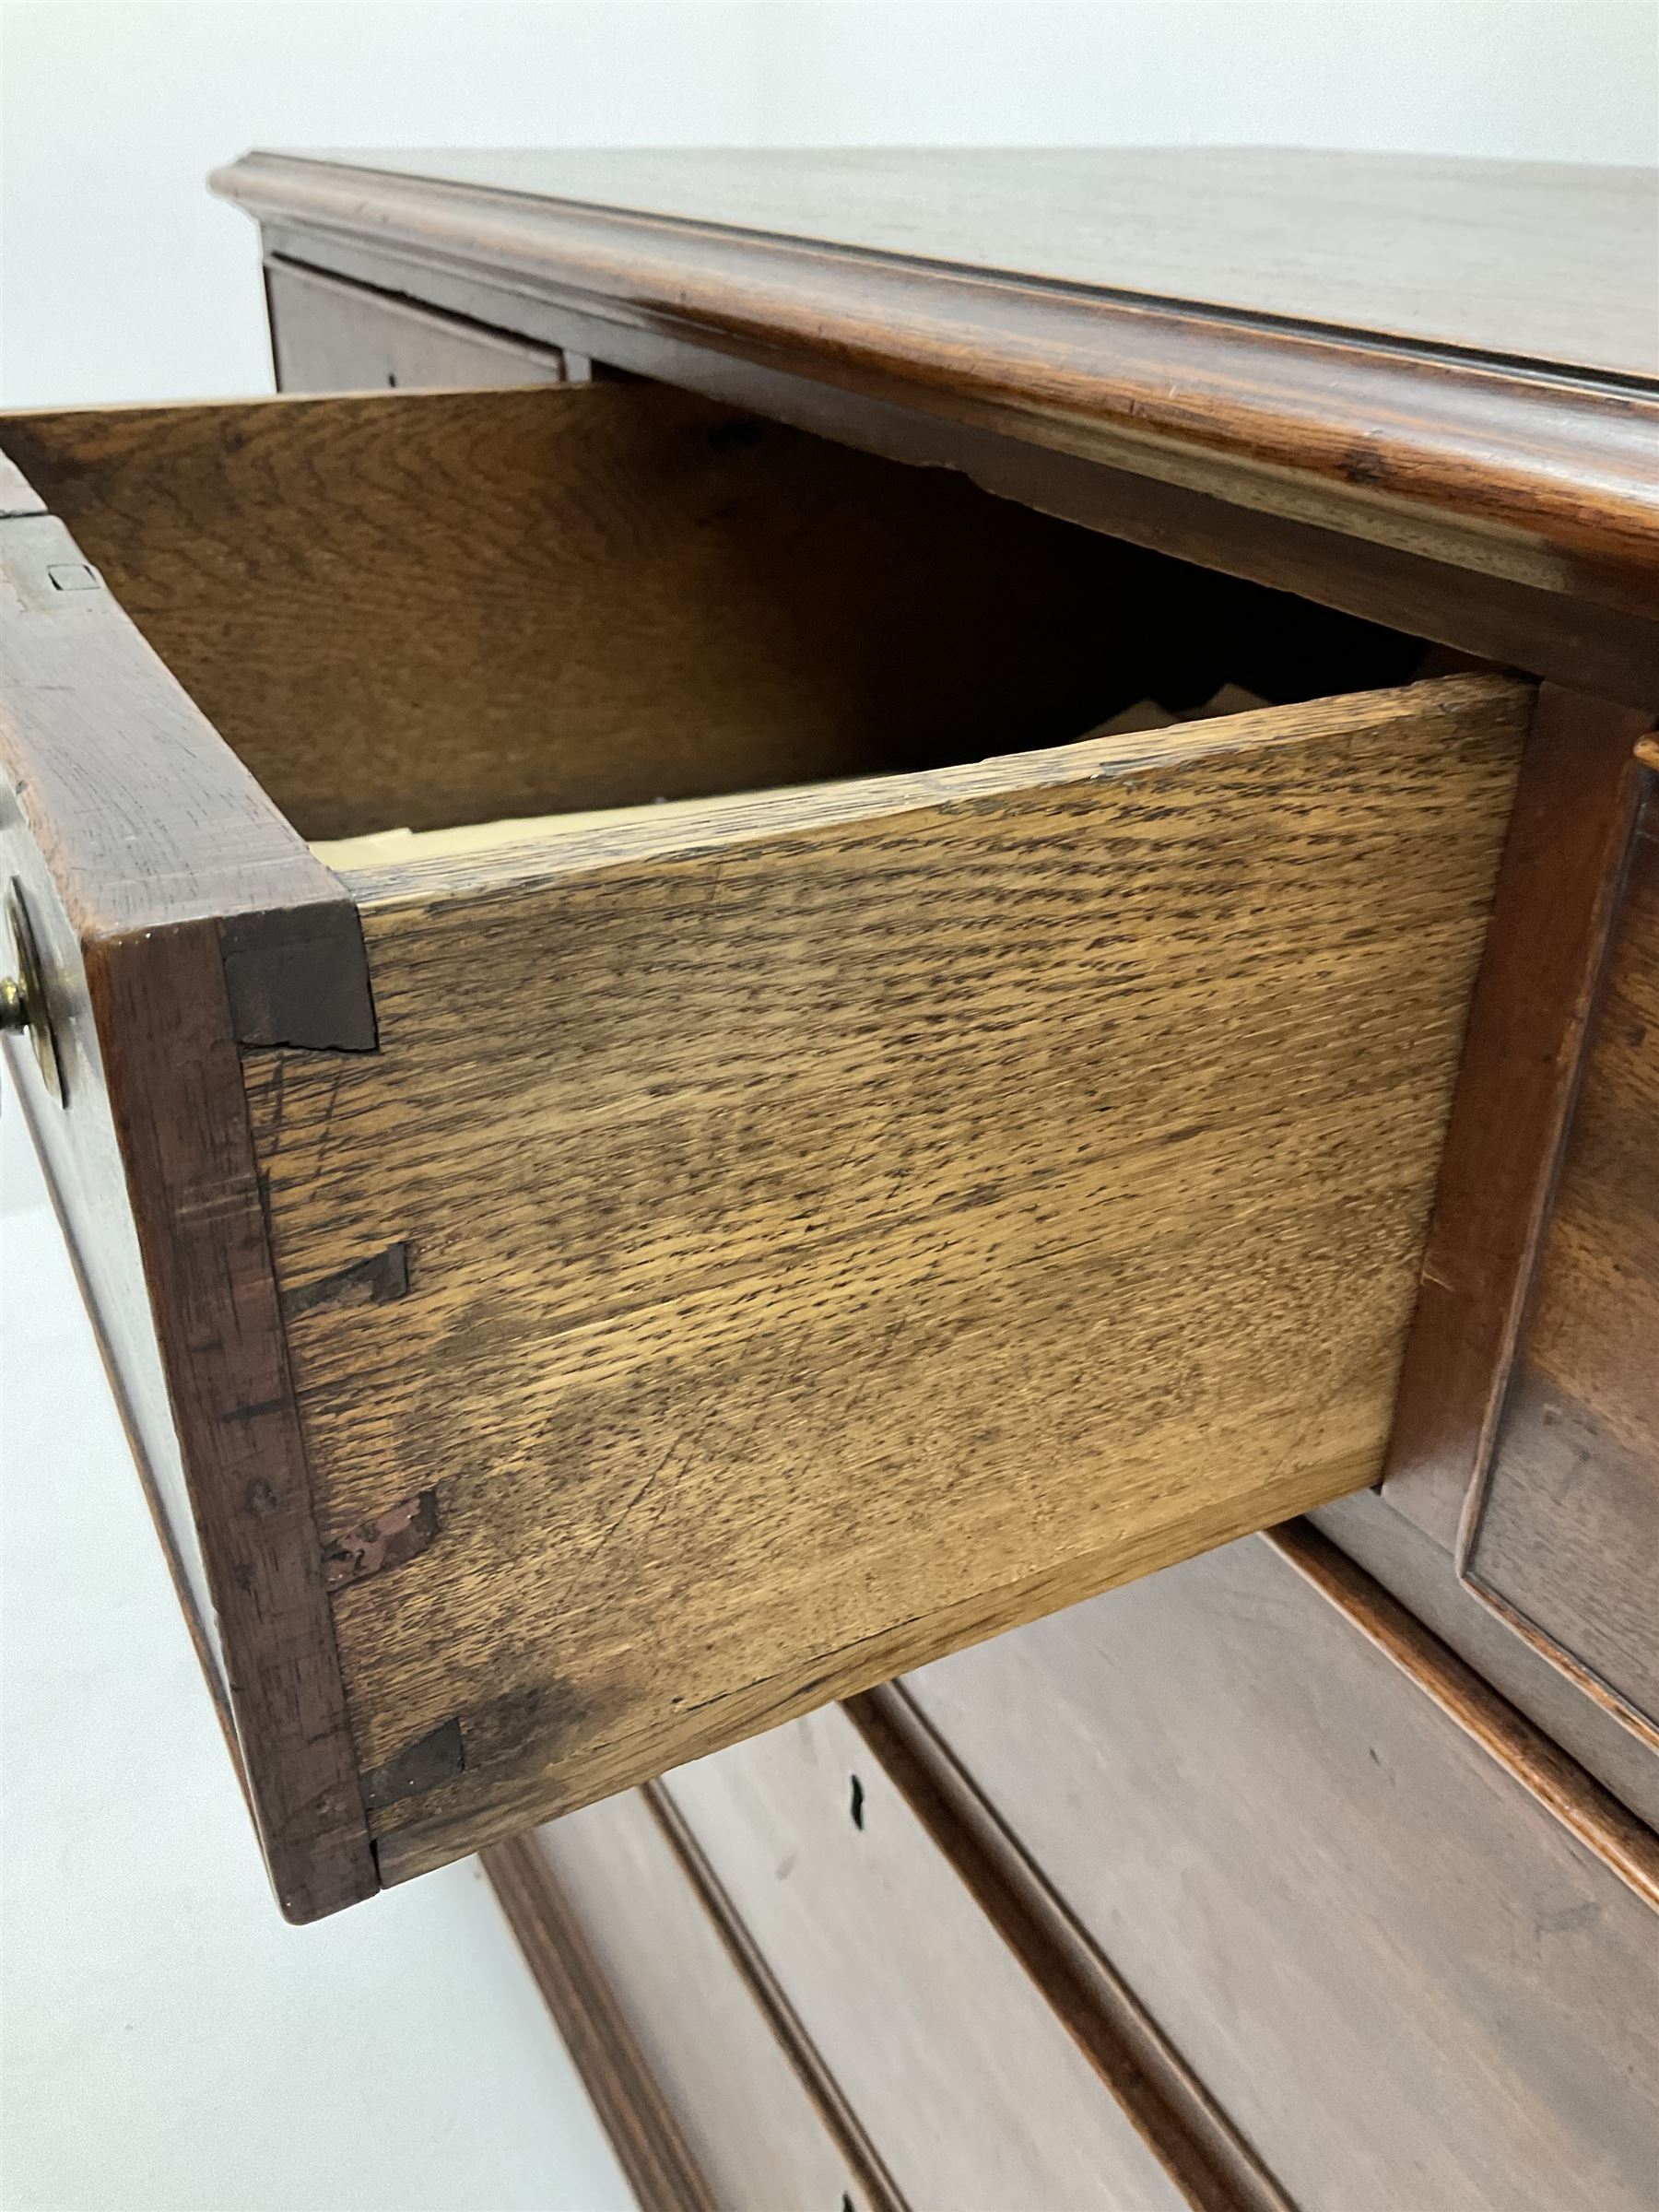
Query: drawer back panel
0,384,1424,844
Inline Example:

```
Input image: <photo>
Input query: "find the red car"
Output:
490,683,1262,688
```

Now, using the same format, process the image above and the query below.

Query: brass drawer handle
1,883,62,1101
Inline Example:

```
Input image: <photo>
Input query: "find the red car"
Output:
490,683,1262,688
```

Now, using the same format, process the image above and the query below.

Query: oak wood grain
241,674,1528,1880
0,486,377,1920
1,384,1281,843
904,1530,1659,2212
1462,778,1659,1746
213,149,1659,628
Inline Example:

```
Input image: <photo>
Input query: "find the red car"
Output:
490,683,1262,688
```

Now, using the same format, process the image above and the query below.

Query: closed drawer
1374,685,1659,1806
0,382,1528,1919
265,256,581,393
658,1705,1193,2212
904,1530,1659,2212
498,1794,882,2212
1462,786,1659,1742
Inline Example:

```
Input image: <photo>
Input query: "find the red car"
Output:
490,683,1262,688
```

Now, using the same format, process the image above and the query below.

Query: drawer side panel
242,675,1531,1877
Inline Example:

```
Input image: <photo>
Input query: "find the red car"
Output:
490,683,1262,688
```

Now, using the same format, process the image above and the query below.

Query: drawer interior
1,382,1437,846
2,382,1530,1913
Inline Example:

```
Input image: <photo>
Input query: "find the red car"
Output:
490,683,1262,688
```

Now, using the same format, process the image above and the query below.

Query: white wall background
1,6,1655,2210
0,1100,635,2212
2,1,1656,408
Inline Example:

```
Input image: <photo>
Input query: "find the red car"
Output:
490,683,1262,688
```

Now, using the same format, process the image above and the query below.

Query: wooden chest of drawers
5,143,1655,2206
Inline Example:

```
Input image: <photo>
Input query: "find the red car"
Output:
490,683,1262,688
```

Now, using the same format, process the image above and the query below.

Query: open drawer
0,384,1531,1918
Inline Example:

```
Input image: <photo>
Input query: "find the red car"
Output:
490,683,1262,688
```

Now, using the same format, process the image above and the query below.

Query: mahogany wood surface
214,149,1659,648
269,147,1658,377
1312,1488,1659,1830
500,1522,1658,2211
265,257,575,391
662,1700,1188,2211
641,1788,909,2212
241,678,1524,1882
8,140,1653,2036
902,1531,1659,2212
1382,688,1653,1547
0,467,377,1920
194,143,1659,2202
841,1687,1292,2212
482,1830,716,2212
1266,1522,1659,1909
1379,685,1659,1777
494,1800,900,2212
1462,776,1659,1746
249,259,1659,711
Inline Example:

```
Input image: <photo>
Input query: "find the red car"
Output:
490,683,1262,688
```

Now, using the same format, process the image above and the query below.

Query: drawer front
903,1532,1659,2212
1381,694,1658,1772
661,1705,1190,2212
497,1796,887,2212
498,1533,1657,2211
1312,1486,1659,1830
0,465,380,1924
265,257,576,391
1,382,1530,1916
1463,781,1659,1739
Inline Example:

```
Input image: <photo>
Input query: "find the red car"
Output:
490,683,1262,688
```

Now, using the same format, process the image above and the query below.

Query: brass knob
2,884,62,1100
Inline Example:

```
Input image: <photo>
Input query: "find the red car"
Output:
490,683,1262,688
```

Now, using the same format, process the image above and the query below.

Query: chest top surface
235,146,1659,380
213,146,1659,688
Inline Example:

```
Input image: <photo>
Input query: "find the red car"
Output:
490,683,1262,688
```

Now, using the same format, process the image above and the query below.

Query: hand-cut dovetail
323,1488,440,1592
282,1241,409,1323
360,1717,465,1810
220,905,379,1053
